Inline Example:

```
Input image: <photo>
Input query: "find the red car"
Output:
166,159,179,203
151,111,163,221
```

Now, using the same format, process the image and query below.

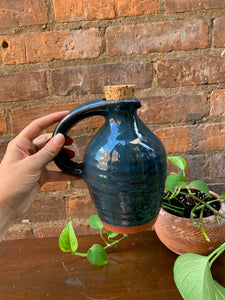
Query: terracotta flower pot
154,191,225,255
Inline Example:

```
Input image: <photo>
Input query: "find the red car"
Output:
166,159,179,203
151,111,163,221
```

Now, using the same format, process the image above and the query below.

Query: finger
33,134,73,151
18,111,69,141
33,133,52,150
47,170,80,182
31,133,65,168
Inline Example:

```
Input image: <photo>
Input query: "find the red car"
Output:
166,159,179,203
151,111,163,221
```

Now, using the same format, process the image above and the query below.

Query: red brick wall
1,0,225,240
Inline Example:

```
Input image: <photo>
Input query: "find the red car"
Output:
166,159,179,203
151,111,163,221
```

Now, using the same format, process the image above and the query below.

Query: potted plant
154,156,225,255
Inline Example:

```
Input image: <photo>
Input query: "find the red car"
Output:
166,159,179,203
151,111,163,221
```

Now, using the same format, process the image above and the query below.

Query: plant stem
72,251,87,257
192,199,220,213
169,187,181,200
162,203,185,215
191,194,225,219
190,203,200,226
162,202,185,211
208,242,225,268
99,228,110,246
104,234,128,250
199,207,210,242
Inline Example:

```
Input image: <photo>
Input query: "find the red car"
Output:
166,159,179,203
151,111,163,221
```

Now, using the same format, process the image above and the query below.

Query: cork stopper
104,85,136,100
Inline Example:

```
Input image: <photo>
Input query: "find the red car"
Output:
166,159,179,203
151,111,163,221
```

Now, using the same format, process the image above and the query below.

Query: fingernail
52,133,65,146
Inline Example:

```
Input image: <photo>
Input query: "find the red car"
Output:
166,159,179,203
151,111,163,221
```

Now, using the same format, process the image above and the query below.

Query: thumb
32,133,65,168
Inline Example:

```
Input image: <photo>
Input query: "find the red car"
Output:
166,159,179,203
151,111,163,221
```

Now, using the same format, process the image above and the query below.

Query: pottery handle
52,98,108,177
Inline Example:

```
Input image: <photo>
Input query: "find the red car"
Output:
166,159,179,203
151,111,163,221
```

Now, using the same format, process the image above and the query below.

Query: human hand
0,111,77,221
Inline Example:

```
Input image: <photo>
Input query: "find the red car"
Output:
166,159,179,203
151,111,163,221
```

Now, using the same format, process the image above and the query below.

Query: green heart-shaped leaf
166,172,186,192
214,280,225,299
188,180,209,195
87,244,108,266
174,253,221,300
89,215,104,229
107,231,119,239
59,221,78,253
168,156,186,171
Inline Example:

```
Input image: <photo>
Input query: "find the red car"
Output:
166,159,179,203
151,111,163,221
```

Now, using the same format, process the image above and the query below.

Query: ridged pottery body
154,191,225,255
53,98,167,234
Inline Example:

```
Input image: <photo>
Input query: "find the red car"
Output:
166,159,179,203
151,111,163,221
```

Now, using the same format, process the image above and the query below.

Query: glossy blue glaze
53,98,167,231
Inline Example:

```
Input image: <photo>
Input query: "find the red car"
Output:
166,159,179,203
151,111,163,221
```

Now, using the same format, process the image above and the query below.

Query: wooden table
0,231,224,300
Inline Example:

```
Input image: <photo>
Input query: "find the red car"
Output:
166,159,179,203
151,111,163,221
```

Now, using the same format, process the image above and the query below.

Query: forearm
0,202,15,241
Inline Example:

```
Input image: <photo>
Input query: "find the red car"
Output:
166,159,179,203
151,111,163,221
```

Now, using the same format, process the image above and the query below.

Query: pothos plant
174,242,225,299
162,156,225,240
164,156,225,299
59,215,127,266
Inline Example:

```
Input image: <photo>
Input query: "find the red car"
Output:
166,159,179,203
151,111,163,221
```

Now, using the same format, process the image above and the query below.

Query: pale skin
0,111,78,241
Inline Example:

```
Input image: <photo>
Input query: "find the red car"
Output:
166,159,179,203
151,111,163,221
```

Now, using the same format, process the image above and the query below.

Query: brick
53,0,157,23
106,20,208,56
115,0,158,17
40,181,67,192
213,17,225,48
4,227,34,240
10,102,104,134
53,0,115,23
197,123,225,152
40,166,86,191
0,141,8,162
1,29,101,64
24,196,66,222
155,122,225,154
208,184,225,196
139,93,207,125
0,0,47,28
70,179,88,189
0,71,48,102
36,225,65,238
40,167,67,192
51,62,153,96
183,155,206,182
165,0,225,12
0,110,7,136
0,36,25,64
157,56,225,88
209,154,225,179
154,126,192,154
69,194,96,218
210,89,225,117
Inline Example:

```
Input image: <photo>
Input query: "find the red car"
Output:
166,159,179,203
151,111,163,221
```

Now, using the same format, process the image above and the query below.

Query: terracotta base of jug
101,217,157,234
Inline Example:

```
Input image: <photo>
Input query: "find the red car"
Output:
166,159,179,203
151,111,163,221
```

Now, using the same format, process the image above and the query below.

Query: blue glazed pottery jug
53,85,167,234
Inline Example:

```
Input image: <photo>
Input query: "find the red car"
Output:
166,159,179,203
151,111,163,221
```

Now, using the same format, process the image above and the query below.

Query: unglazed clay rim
101,216,157,234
